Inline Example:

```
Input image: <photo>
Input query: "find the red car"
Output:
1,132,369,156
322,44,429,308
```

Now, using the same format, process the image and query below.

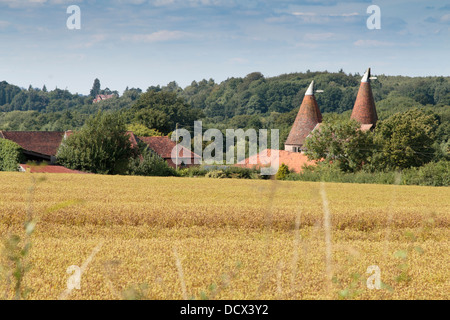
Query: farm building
350,68,378,131
236,149,317,173
18,164,87,174
0,131,65,164
0,129,196,172
238,68,379,174
285,68,378,154
139,136,201,169
1,68,379,175
284,80,322,153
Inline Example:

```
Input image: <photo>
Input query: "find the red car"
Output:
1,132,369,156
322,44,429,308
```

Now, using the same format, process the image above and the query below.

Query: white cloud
0,20,10,28
291,11,359,24
69,34,108,49
441,14,450,23
303,32,335,41
0,0,82,7
122,30,192,42
292,12,317,17
227,57,248,64
150,0,230,7
354,40,395,47
295,42,319,49
292,11,359,17
329,12,359,17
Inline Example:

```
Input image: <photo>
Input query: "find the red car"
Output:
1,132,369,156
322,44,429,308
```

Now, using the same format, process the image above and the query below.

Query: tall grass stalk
173,247,188,300
320,182,333,298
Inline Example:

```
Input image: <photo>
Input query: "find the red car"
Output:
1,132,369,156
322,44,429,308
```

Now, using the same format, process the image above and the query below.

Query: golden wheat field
0,172,448,300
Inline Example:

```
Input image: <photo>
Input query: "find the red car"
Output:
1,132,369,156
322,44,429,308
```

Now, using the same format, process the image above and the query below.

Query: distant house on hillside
139,136,201,169
93,94,115,103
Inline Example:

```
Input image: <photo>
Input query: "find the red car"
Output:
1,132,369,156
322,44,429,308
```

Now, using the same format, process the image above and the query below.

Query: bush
275,163,290,180
178,166,208,177
205,170,227,179
127,123,162,137
179,166,259,179
373,109,438,170
129,148,176,177
223,166,255,179
57,112,136,175
403,161,450,186
0,139,23,171
285,160,449,187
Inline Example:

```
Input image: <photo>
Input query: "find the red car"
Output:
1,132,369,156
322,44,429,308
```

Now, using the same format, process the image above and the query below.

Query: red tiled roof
138,136,200,160
351,82,378,126
93,94,115,103
285,94,322,147
0,131,65,156
19,164,87,174
126,131,139,150
236,149,317,173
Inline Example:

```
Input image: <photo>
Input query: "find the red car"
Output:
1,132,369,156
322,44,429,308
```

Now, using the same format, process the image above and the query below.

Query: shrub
0,139,23,171
129,148,176,177
403,161,450,186
223,167,255,179
179,166,260,179
57,112,136,175
127,123,162,137
275,163,290,180
178,166,208,177
373,109,438,170
286,160,449,187
205,170,227,179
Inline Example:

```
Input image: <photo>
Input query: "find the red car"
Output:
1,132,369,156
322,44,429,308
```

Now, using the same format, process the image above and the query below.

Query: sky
0,0,449,95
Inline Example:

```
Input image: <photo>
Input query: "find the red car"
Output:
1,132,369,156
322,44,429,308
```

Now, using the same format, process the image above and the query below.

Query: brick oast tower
351,68,378,130
285,80,322,152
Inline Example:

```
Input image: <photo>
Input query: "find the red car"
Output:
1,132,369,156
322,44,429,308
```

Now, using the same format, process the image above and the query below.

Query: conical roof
350,68,378,126
285,81,322,147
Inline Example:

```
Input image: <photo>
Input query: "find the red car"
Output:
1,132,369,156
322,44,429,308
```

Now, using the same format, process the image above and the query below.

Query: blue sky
0,0,449,95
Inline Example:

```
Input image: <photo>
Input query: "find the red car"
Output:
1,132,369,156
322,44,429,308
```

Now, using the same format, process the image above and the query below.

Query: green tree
0,139,23,171
57,112,136,174
305,119,375,172
90,78,101,98
275,163,290,180
128,147,176,177
373,109,439,169
130,90,203,134
127,123,162,137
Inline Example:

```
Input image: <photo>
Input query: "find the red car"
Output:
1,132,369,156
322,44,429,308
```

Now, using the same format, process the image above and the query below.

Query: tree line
1,72,449,129
0,72,449,167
